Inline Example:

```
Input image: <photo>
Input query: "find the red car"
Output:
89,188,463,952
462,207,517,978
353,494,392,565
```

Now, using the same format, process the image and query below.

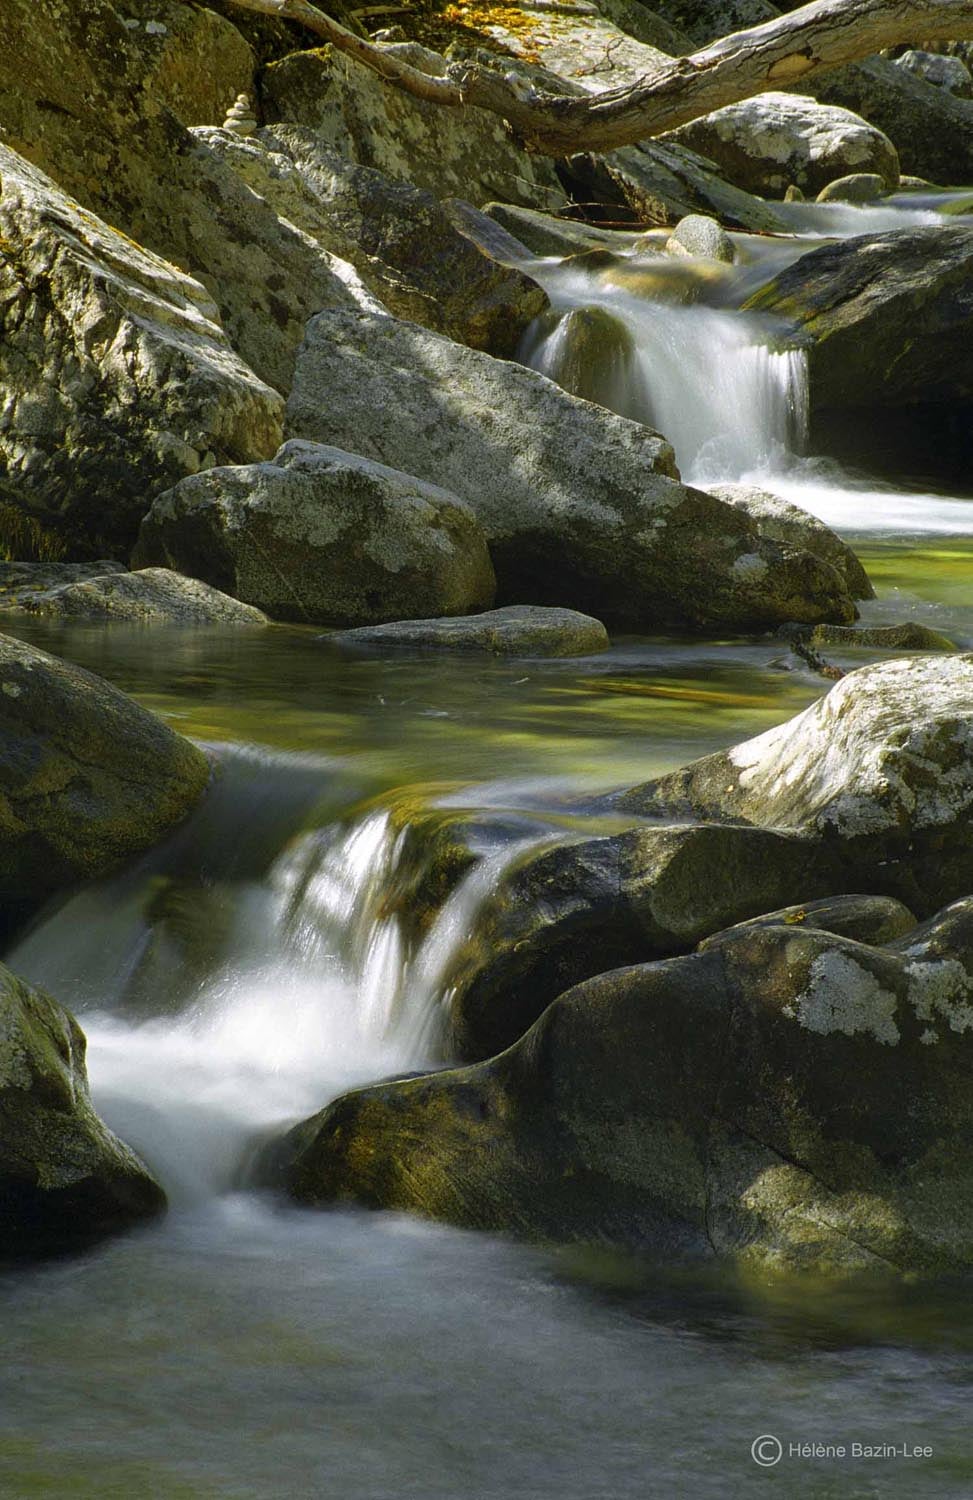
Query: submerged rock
0,634,210,911
285,309,857,631
746,228,973,413
0,964,166,1259
705,484,874,600
804,622,957,653
327,606,609,657
0,145,284,557
268,899,973,1276
15,569,269,627
135,441,496,626
663,93,899,199
195,126,548,357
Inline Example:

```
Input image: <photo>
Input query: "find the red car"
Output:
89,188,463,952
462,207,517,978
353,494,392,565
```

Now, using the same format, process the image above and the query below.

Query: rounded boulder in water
665,214,735,264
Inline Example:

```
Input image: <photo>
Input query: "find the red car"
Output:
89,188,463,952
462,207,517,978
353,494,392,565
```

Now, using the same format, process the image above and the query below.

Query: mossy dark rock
442,823,842,1060
269,899,973,1276
805,622,957,653
523,306,649,421
745,228,973,415
706,484,873,600
698,894,918,951
0,963,165,1259
0,633,210,909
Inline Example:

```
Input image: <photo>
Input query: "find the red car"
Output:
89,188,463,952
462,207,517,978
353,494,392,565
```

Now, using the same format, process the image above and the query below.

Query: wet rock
0,633,210,910
523,306,650,420
663,93,899,199
262,46,564,210
816,173,887,204
285,308,857,631
194,125,547,357
327,605,609,657
698,893,918,950
619,654,973,915
705,484,874,599
665,214,734,262
746,228,973,413
134,440,496,627
15,569,269,627
440,823,841,1060
269,899,973,1276
896,49,973,99
805,622,957,653
0,145,283,559
0,963,166,1259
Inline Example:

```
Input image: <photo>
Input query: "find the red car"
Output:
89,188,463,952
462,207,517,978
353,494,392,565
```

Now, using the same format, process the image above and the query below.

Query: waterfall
523,256,809,484
5,752,544,1204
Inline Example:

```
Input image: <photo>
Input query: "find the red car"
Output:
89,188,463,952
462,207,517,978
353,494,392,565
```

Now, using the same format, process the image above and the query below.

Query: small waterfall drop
7,754,543,1204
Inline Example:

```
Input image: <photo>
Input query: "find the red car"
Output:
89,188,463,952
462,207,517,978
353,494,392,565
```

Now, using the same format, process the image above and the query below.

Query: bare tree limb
223,0,973,155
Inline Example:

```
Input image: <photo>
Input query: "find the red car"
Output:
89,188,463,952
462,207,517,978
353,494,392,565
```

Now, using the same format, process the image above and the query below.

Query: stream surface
1,197,973,1499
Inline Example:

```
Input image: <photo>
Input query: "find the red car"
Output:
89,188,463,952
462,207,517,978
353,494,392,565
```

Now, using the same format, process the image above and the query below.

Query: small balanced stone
223,93,258,138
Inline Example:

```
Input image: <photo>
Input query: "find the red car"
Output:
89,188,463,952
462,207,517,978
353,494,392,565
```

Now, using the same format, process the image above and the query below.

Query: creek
1,197,972,1498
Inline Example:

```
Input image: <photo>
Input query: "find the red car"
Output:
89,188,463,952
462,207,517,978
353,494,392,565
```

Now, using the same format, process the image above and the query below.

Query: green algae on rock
0,963,165,1259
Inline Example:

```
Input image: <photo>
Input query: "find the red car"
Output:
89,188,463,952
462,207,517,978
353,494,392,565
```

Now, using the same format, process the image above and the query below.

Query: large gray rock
0,963,166,1258
134,441,496,626
620,654,973,915
285,309,857,631
268,899,973,1276
662,92,899,198
705,484,874,599
327,605,609,657
746,228,973,412
0,145,284,558
805,56,973,187
896,49,973,99
649,0,780,46
14,569,269,627
194,125,547,357
262,45,564,210
0,633,210,910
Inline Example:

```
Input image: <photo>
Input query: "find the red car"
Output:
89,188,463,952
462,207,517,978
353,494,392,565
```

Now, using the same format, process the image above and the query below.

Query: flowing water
2,194,973,1499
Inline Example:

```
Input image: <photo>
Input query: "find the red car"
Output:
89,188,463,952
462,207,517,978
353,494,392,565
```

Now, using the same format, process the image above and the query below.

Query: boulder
133,440,496,626
0,963,166,1258
662,93,899,198
285,308,857,631
261,45,564,210
698,893,918,950
194,125,547,357
0,562,127,611
111,0,256,126
0,145,284,558
816,172,887,204
459,6,673,95
704,484,874,599
895,49,973,99
267,899,973,1276
523,306,650,421
439,822,843,1060
13,568,269,627
326,605,609,657
482,204,640,259
665,214,735,262
0,0,375,396
619,654,973,916
805,56,973,186
746,228,973,413
0,633,210,911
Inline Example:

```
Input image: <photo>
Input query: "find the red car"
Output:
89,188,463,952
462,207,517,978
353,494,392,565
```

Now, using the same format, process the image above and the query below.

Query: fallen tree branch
223,0,973,155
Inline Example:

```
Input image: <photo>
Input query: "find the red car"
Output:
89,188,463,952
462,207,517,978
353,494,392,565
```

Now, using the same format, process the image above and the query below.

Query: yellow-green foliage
0,503,66,563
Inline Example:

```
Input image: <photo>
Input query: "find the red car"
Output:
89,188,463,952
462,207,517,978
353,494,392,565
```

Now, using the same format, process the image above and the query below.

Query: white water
8,785,543,1205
